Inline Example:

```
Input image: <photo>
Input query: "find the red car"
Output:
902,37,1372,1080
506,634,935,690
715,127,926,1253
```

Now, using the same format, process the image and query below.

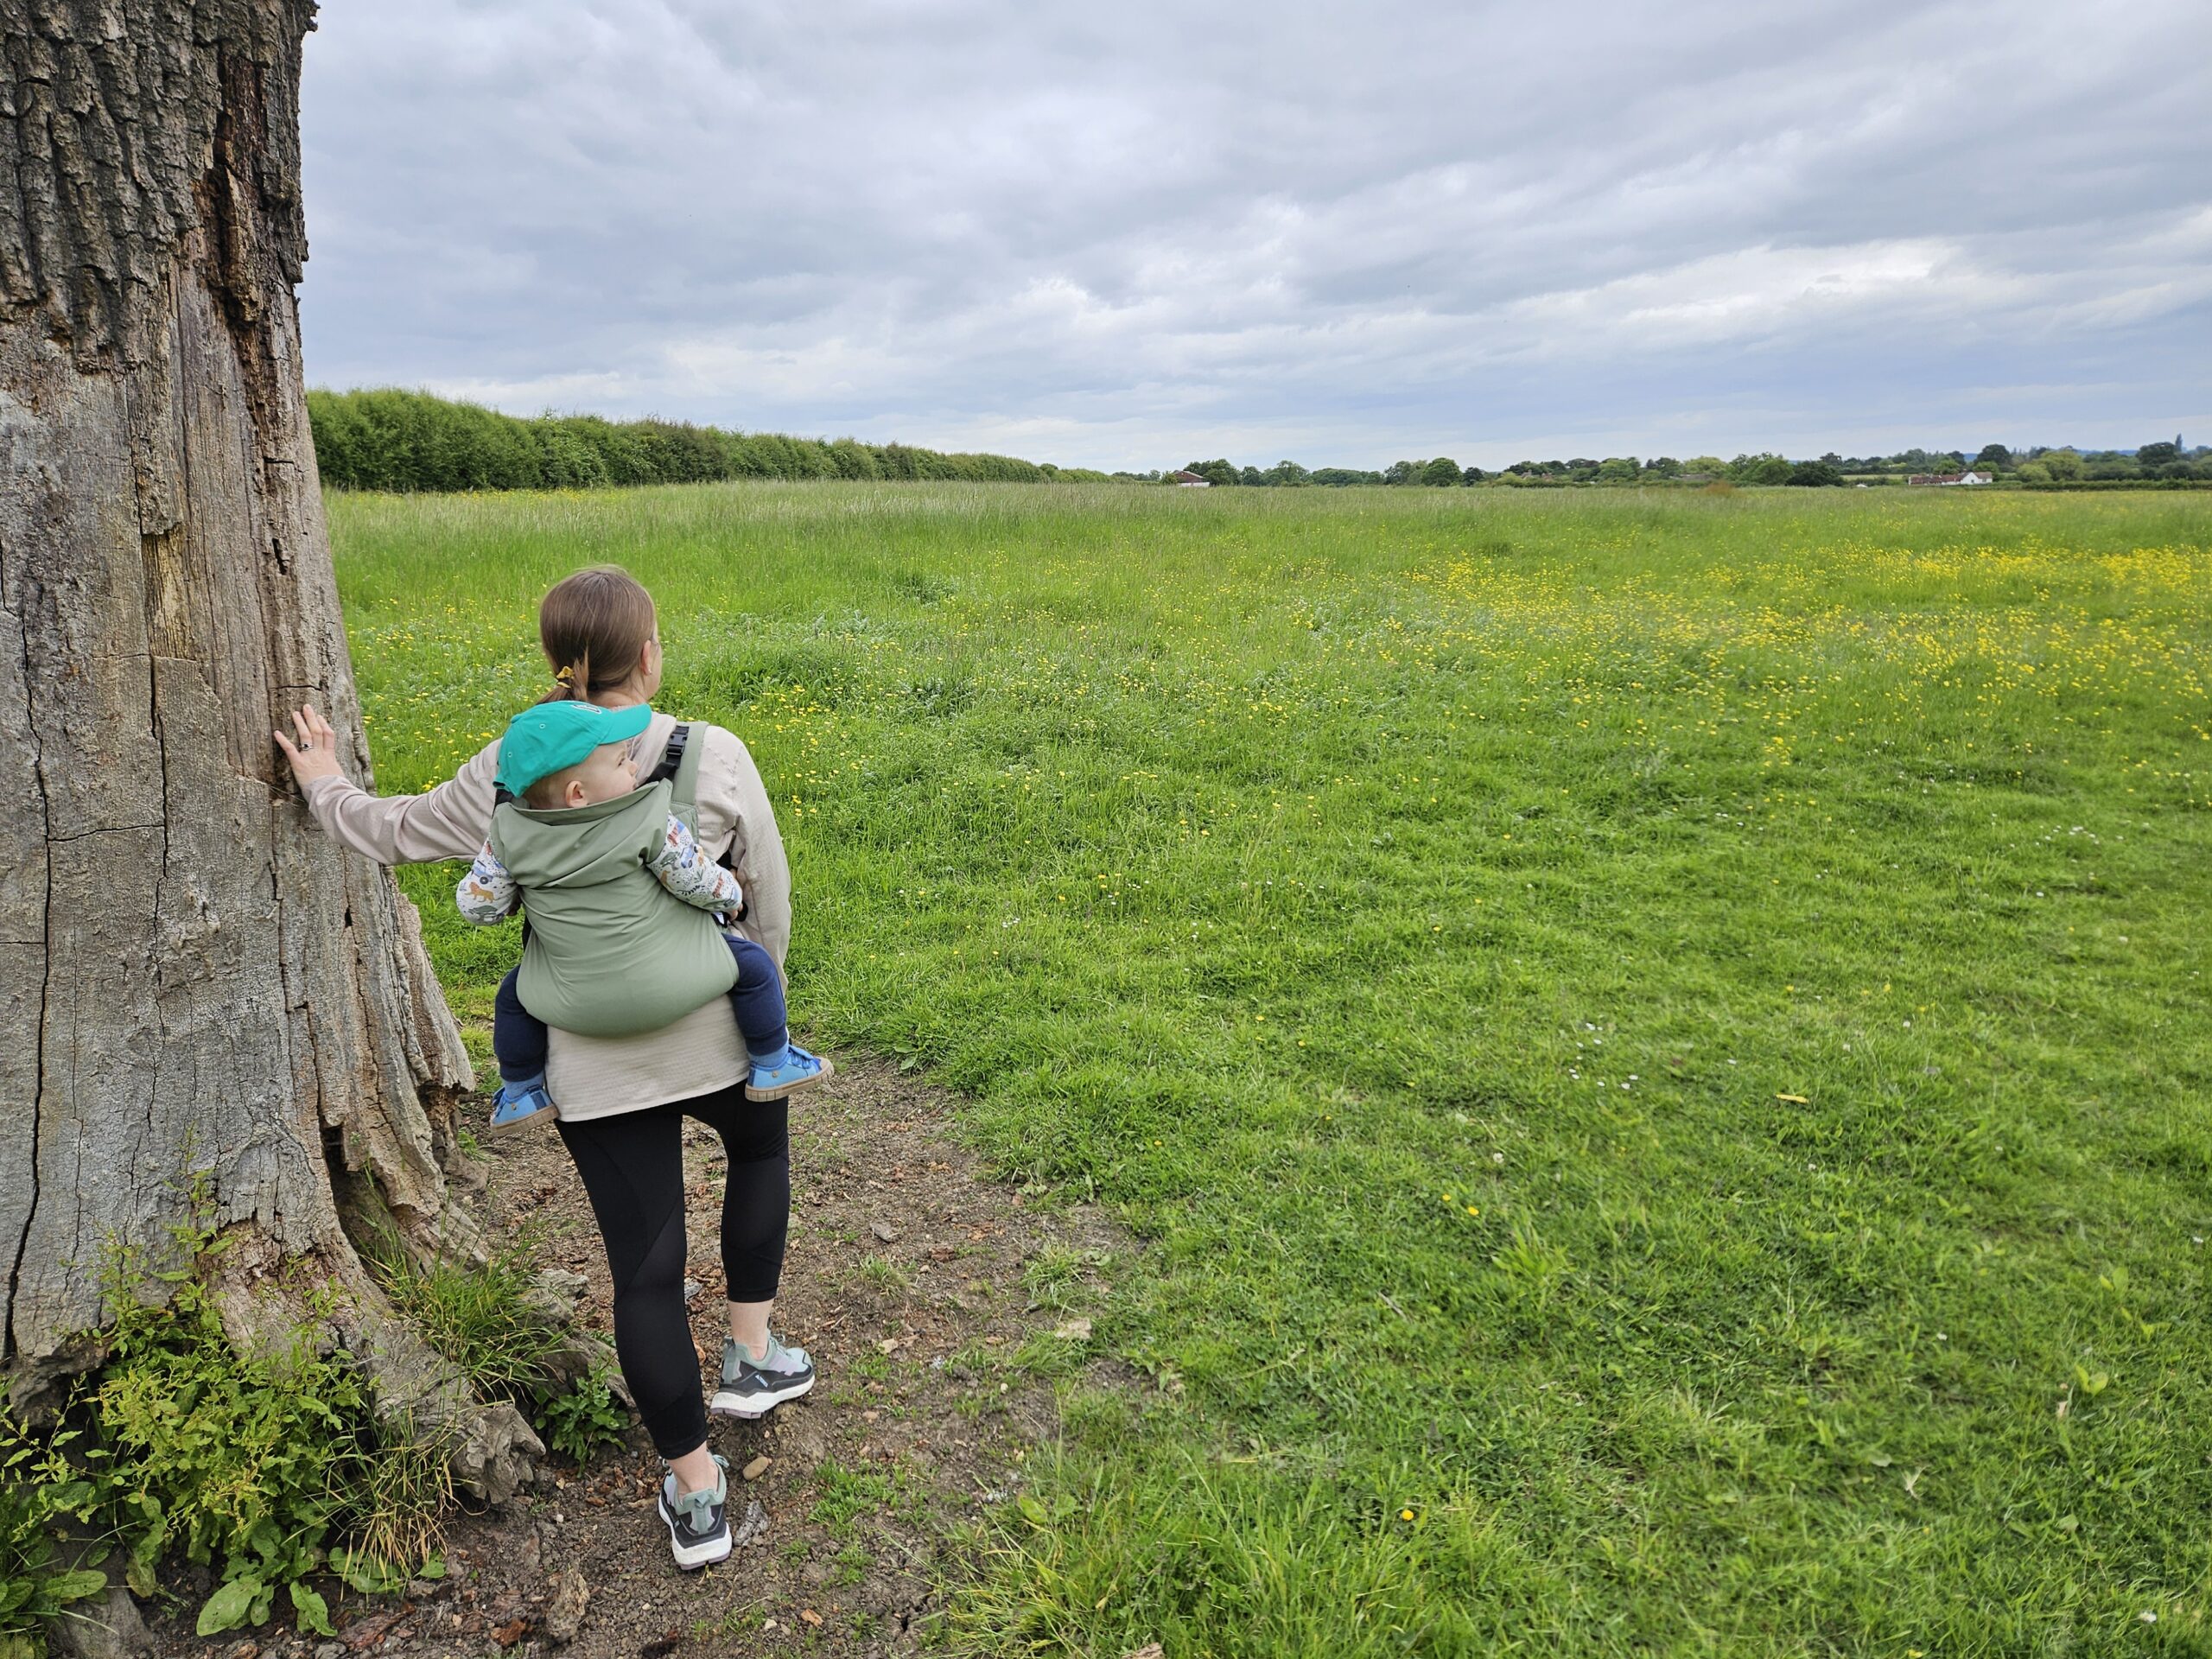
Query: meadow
333,482,2212,1656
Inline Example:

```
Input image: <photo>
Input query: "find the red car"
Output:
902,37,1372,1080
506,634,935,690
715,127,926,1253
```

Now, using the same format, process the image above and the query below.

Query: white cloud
301,0,2212,469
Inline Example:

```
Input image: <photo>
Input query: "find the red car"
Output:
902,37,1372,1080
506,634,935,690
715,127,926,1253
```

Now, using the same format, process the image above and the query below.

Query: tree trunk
0,1,531,1491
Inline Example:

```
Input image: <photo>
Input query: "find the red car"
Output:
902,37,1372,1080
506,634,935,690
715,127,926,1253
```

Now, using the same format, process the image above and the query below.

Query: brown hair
522,766,578,811
537,565,657,702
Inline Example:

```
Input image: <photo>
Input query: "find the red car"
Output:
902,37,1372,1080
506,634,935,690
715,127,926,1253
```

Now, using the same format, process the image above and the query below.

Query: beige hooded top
302,710,789,1121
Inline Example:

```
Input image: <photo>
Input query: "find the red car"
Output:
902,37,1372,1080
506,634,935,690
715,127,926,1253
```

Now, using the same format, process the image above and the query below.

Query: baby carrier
489,725,738,1038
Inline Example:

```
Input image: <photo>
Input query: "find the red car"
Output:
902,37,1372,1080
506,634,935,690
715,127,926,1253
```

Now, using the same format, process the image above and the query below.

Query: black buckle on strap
645,722,690,785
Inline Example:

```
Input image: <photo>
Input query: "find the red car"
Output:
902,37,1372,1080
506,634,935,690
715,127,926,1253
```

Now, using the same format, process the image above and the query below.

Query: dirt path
147,1060,1133,1659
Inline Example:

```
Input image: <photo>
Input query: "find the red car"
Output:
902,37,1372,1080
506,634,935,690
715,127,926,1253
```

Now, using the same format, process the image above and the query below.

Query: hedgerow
307,388,1062,493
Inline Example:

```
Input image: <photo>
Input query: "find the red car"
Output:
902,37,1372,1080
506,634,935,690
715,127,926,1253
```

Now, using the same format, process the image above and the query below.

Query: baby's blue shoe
489,1074,556,1132
744,1043,832,1102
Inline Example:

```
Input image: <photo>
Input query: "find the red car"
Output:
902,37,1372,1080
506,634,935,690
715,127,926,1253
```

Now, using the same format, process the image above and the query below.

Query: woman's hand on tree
273,703,347,787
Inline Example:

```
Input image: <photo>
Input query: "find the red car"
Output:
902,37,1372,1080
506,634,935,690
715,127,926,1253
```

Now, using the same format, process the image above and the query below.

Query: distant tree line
1154,439,2210,488
307,388,1118,493
1161,457,1478,487
308,393,2211,494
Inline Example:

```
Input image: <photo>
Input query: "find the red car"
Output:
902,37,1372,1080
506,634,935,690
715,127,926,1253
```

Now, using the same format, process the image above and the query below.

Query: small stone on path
741,1454,772,1481
871,1221,898,1243
531,1267,590,1309
730,1499,770,1547
543,1567,590,1646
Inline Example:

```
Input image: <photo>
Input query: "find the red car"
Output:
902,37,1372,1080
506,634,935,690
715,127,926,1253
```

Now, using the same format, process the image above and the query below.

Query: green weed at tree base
341,483,2212,1655
3,1203,634,1643
536,1367,630,1466
360,1235,629,1466
57,1208,446,1637
362,1236,567,1403
0,1421,108,1657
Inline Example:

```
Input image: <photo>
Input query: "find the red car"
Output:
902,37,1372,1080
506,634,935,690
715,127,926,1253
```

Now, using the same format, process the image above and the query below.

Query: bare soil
142,1059,1135,1659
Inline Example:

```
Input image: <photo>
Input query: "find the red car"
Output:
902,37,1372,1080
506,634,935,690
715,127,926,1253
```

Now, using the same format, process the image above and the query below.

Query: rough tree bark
1,0,538,1495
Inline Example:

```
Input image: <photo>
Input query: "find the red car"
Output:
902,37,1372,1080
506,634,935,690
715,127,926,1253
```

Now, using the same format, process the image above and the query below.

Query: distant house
1169,469,1211,487
1906,471,1993,486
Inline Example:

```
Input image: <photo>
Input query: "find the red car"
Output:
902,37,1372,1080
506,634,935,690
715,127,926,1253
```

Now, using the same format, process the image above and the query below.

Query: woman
276,565,807,1571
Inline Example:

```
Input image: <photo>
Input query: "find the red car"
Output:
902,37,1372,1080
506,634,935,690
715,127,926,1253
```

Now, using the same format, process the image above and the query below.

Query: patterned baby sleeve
645,814,746,915
456,840,519,925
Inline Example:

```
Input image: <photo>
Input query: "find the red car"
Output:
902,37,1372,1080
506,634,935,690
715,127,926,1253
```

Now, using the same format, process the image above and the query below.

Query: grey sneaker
709,1332,817,1420
658,1452,732,1570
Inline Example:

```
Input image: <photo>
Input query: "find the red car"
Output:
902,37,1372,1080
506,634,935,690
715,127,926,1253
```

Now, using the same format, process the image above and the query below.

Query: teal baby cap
494,701,654,796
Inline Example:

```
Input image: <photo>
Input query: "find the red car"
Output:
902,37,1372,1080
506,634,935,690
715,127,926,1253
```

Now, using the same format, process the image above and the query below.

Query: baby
457,699,830,1129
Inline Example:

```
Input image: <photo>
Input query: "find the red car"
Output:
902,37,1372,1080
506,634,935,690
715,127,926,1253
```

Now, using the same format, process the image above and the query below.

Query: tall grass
336,482,2212,1654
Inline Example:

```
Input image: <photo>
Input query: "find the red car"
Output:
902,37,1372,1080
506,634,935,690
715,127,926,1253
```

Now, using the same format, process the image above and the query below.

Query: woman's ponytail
537,569,653,704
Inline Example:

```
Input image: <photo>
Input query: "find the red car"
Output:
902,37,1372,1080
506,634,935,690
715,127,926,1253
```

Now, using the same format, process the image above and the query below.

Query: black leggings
556,1084,788,1458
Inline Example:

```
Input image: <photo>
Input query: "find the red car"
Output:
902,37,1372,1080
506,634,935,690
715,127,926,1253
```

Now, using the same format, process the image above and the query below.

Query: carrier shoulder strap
645,721,703,833
645,721,743,915
644,721,690,785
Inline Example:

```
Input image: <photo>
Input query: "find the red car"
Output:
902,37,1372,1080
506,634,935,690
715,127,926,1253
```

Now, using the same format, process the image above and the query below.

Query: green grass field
334,483,2212,1656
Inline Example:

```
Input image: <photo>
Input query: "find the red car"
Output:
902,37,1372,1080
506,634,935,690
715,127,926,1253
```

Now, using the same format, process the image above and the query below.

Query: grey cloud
301,0,2212,468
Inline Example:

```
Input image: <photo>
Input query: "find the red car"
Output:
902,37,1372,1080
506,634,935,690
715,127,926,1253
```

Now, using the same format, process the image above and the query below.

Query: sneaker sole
486,1106,556,1135
709,1370,817,1420
657,1494,732,1570
744,1055,834,1103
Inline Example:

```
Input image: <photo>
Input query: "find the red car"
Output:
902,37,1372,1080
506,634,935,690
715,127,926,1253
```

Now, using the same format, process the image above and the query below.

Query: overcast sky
299,0,2212,472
